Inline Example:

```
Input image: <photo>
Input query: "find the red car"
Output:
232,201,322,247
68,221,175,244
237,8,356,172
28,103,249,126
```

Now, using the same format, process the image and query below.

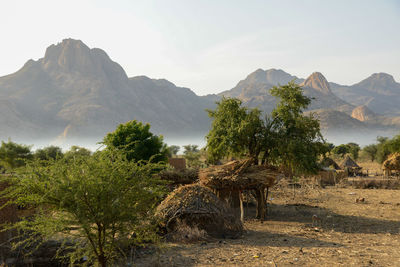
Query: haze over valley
1,39,400,148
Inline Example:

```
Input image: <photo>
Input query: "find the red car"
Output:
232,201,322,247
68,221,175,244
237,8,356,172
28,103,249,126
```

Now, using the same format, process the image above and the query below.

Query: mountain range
0,39,399,147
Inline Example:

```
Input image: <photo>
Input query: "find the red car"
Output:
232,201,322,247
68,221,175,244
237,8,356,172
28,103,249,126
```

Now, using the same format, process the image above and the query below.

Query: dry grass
167,220,208,243
137,185,400,266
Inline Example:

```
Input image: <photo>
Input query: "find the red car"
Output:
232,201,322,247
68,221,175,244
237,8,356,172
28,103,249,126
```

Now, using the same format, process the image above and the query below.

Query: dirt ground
136,185,400,267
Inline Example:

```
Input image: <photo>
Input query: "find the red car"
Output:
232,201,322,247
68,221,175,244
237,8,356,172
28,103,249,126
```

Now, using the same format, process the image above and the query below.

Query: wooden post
260,187,266,221
255,189,262,219
239,190,244,223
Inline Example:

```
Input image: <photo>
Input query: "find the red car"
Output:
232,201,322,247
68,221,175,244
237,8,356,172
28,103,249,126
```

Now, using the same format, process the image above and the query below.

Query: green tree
332,144,350,158
0,140,33,170
2,149,167,267
269,81,326,178
183,145,202,168
167,145,180,157
346,142,360,160
362,144,378,162
206,97,265,163
103,120,168,163
34,145,63,161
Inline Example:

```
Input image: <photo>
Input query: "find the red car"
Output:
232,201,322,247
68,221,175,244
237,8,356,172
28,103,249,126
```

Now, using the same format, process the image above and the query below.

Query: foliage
183,145,202,168
167,145,180,157
332,144,350,158
34,145,63,161
269,81,326,177
102,120,168,163
362,144,378,162
206,97,265,163
0,139,33,170
346,143,360,160
1,149,167,267
375,135,400,163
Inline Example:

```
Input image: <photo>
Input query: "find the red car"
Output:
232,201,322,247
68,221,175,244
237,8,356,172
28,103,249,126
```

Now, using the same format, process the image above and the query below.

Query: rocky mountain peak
245,68,301,85
301,72,331,93
361,72,397,86
351,105,376,122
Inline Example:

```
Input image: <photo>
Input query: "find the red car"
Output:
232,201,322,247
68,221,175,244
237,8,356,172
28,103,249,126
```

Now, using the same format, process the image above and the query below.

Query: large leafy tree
103,120,168,163
206,97,265,163
34,145,64,161
2,149,167,267
0,140,33,170
269,81,326,178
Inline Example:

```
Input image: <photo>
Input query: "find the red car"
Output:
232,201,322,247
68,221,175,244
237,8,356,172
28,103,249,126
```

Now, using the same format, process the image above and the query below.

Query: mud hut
340,155,362,176
156,184,242,238
199,159,280,221
382,152,400,177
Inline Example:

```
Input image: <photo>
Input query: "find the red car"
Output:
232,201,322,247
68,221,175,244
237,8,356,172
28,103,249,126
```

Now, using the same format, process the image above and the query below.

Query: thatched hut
320,157,341,170
382,152,400,177
340,155,362,176
156,184,242,238
199,159,280,221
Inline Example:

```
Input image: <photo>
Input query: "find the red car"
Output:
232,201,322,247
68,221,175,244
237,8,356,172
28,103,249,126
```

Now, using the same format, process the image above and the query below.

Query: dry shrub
155,184,243,239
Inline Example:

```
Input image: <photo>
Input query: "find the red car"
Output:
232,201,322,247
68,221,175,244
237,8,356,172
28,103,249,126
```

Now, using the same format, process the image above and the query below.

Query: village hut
155,184,243,238
320,157,341,170
159,168,198,188
382,152,400,177
199,159,280,221
340,155,362,176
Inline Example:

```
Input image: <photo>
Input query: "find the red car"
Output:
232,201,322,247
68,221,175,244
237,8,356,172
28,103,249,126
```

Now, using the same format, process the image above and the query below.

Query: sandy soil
136,186,400,267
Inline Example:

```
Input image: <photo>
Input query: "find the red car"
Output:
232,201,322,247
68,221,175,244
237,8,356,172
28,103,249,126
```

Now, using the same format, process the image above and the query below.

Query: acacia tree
103,120,168,163
269,81,326,178
2,149,167,267
206,97,265,164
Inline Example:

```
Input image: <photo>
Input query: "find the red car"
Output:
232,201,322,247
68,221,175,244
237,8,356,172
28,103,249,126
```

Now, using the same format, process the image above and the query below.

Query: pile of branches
199,159,278,190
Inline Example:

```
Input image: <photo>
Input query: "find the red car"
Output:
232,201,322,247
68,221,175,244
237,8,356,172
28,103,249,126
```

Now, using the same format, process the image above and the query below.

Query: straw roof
340,155,361,169
155,184,243,238
383,152,400,170
320,157,341,170
199,159,279,190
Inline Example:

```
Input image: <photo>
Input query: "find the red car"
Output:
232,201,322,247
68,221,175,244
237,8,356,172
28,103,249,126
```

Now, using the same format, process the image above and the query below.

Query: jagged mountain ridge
0,38,399,145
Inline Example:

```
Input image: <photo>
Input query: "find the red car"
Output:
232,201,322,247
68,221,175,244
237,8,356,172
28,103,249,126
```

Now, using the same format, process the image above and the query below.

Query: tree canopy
0,140,32,170
102,120,168,163
206,97,265,163
269,81,326,177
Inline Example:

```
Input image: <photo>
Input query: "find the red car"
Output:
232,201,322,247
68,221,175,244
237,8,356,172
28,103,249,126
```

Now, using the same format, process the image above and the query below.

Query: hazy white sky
1,0,399,95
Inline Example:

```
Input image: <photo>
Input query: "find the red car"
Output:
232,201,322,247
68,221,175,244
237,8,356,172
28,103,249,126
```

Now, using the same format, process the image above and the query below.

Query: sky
1,0,399,95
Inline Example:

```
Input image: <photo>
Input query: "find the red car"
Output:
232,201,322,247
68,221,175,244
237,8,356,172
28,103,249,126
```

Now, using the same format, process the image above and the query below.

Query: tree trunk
264,187,269,217
259,187,266,221
231,190,241,218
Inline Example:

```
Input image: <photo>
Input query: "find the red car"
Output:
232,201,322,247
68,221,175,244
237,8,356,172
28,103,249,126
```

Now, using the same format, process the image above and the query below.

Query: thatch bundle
383,152,400,171
155,184,243,238
159,168,198,186
199,159,278,190
320,157,341,170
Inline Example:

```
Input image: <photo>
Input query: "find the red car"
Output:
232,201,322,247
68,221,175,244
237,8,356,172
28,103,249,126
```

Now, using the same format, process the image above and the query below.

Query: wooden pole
239,190,244,223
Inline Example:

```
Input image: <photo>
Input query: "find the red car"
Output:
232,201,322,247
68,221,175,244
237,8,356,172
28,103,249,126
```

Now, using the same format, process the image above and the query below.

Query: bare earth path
137,187,400,267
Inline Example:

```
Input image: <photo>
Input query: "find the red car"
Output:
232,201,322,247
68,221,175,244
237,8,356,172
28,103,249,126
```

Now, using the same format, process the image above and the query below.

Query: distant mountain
220,69,353,114
331,73,400,116
0,39,399,147
0,39,214,144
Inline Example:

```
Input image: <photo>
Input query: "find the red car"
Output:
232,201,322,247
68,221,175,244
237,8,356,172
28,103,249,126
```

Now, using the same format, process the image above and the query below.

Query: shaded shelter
340,155,362,176
199,159,280,221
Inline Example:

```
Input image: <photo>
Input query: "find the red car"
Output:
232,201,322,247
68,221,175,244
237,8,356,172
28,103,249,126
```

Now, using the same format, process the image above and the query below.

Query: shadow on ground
260,203,400,234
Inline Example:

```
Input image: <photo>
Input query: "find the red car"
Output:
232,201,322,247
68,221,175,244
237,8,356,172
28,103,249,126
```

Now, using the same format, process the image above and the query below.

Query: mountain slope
331,73,400,116
0,39,214,143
